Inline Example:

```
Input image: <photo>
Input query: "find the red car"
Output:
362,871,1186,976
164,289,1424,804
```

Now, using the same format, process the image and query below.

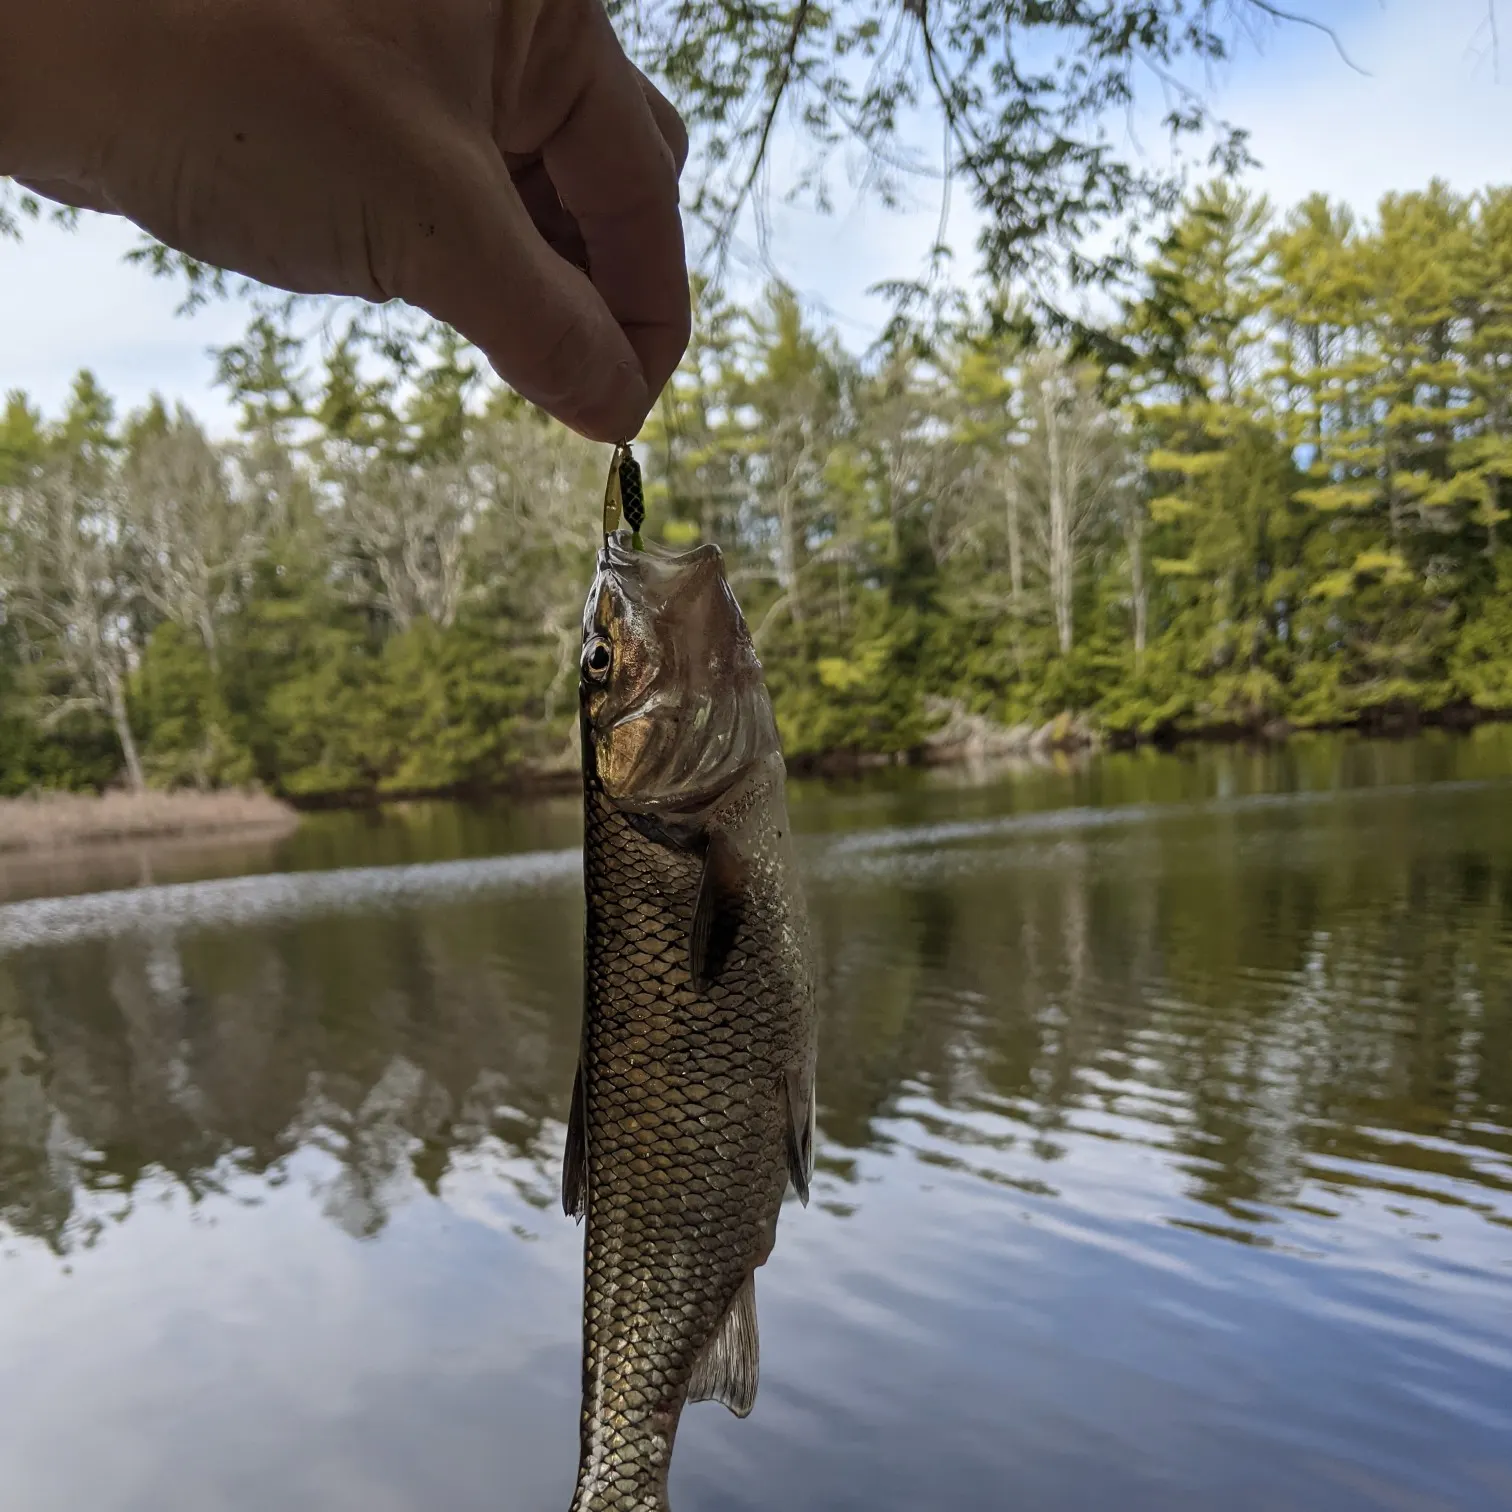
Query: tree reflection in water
0,754,1507,1262
1,741,1512,1511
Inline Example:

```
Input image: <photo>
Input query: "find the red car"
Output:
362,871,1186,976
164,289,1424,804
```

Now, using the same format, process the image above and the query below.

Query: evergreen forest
5,180,1512,800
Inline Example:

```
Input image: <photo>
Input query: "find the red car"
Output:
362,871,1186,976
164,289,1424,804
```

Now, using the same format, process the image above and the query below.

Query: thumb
389,130,649,444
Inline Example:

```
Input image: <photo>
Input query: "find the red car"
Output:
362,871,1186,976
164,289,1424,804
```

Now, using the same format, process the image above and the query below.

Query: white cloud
0,0,1507,423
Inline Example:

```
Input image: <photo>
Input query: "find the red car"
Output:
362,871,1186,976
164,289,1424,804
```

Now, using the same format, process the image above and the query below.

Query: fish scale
572,778,797,1512
567,531,816,1512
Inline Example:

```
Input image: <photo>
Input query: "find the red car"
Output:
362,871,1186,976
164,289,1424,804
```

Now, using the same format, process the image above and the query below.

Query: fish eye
582,637,613,684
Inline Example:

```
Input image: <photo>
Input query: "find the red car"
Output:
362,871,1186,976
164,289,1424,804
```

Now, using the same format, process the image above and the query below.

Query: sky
1,0,1508,436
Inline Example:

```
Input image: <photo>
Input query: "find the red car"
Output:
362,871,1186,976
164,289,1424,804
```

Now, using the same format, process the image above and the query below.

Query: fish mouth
582,532,779,810
590,531,724,602
599,531,723,571
586,530,745,656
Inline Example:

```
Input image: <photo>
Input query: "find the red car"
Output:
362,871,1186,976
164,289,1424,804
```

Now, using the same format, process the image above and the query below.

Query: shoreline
0,790,301,855
4,707,1505,841
284,701,1511,810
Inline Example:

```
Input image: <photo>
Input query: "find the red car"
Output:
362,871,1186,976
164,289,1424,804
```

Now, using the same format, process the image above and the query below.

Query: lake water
2,734,1511,1511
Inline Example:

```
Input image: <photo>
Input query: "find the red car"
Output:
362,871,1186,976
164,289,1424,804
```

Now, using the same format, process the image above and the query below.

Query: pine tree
1119,183,1286,719
313,324,397,468
1453,187,1512,556
404,326,480,465
0,392,45,486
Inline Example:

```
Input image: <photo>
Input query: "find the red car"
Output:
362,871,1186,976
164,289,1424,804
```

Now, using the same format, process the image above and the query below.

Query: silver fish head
580,531,779,809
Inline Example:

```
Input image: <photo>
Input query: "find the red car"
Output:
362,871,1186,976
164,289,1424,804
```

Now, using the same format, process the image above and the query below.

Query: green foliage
135,623,257,790
10,178,1512,800
0,391,45,485
360,616,566,793
766,599,937,760
1449,553,1512,711
0,634,119,795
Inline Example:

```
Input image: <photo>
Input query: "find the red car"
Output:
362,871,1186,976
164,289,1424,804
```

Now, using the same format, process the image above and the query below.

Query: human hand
0,0,690,443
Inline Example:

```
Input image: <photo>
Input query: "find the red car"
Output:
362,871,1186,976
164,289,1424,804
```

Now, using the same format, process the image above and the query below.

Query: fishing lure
603,442,646,550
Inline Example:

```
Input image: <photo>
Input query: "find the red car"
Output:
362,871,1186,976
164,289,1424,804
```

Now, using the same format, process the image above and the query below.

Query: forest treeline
4,178,1512,800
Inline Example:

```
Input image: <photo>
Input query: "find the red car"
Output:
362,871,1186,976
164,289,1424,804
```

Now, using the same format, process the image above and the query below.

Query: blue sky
2,0,1508,434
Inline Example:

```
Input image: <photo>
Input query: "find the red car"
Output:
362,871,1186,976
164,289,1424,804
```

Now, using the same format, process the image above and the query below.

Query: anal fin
784,1066,815,1206
687,1272,759,1418
562,1064,588,1220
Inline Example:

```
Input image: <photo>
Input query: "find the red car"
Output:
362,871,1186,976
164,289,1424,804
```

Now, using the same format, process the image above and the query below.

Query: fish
565,528,818,1512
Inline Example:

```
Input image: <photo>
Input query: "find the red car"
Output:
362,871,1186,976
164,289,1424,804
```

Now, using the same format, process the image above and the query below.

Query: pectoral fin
689,831,746,989
624,811,702,852
562,1064,588,1221
687,1271,760,1418
784,1066,816,1206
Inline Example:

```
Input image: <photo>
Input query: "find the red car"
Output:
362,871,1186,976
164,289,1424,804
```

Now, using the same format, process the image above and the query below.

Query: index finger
541,12,691,419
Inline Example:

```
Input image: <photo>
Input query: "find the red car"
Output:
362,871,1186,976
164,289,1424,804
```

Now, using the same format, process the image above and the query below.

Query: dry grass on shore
0,789,300,854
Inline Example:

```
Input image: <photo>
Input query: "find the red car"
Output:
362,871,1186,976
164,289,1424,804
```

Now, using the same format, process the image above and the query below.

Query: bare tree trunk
198,612,220,675
108,672,146,793
1043,380,1074,655
1006,483,1024,675
1007,486,1024,607
778,485,804,626
1127,509,1147,662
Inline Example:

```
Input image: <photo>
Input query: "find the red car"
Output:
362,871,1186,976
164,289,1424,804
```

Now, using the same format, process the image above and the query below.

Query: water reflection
1,744,1511,1509
0,870,583,1254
